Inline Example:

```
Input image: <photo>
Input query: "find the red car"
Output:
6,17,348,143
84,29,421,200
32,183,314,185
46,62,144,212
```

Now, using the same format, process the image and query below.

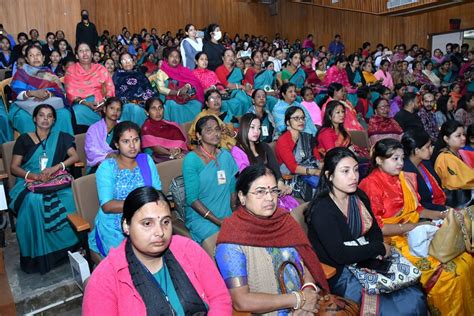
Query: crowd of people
2,10,474,315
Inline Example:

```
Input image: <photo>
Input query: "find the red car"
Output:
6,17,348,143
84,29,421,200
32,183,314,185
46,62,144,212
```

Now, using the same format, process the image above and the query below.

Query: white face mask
213,31,222,41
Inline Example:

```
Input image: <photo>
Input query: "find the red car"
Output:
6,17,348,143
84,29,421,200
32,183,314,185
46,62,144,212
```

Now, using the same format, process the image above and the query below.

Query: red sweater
275,131,320,173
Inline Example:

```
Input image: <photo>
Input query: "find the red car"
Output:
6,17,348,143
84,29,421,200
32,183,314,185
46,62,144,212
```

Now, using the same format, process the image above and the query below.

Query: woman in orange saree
360,138,474,315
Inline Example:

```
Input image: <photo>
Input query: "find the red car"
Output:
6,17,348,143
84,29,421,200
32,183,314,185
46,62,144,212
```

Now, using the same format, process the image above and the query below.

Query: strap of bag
455,208,473,253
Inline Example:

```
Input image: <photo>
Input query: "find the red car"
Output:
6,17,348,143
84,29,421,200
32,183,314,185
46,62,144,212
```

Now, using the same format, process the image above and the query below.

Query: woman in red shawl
367,98,403,147
216,164,331,314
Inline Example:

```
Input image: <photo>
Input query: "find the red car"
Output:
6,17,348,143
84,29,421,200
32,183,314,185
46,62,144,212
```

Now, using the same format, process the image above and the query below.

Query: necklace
200,145,216,161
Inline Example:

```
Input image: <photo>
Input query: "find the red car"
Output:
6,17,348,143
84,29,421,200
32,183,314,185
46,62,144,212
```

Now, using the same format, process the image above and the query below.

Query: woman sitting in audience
276,106,321,201
84,97,122,174
9,104,79,273
317,101,352,157
374,59,394,90
433,120,474,208
345,54,365,87
247,89,275,143
56,39,72,60
422,60,440,88
455,93,474,127
281,51,306,94
83,186,232,315
10,45,73,135
434,95,455,127
141,97,187,163
401,129,446,211
104,57,115,77
48,50,65,77
321,83,364,132
361,61,378,85
411,61,432,87
192,52,226,92
307,147,427,315
272,82,316,138
359,138,474,315
315,60,327,82
89,121,162,258
323,55,350,87
64,42,115,133
231,113,294,205
112,52,156,126
302,54,321,87
153,47,204,124
0,36,13,70
216,165,329,315
367,97,403,146
215,49,253,116
183,115,238,255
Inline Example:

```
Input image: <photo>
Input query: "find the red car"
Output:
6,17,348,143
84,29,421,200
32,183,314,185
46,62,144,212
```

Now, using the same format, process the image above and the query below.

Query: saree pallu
9,131,79,273
0,99,13,143
253,69,278,112
367,115,403,146
141,118,188,162
187,111,236,150
382,173,474,316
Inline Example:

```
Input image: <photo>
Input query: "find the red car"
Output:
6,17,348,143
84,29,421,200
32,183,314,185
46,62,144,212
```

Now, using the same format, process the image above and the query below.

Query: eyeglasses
290,116,306,122
248,187,281,199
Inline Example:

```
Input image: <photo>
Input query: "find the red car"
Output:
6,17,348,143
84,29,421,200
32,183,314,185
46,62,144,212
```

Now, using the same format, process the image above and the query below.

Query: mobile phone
356,258,391,274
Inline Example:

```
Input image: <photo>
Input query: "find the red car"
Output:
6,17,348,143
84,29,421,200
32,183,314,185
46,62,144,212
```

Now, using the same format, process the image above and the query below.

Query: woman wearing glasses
276,106,321,201
183,115,238,256
215,164,329,315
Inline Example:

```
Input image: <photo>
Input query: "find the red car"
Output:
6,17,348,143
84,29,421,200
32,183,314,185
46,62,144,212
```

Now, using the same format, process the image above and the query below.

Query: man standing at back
76,9,98,50
328,34,345,56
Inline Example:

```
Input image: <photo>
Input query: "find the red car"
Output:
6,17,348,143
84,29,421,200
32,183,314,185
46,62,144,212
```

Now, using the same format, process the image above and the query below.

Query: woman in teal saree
9,104,79,274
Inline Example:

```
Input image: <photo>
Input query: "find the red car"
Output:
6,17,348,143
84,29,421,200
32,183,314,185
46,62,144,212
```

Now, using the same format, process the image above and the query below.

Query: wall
80,0,276,39
0,0,81,43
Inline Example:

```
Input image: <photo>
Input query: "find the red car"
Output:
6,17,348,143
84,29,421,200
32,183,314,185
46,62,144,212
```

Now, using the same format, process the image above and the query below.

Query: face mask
82,14,89,21
213,31,222,41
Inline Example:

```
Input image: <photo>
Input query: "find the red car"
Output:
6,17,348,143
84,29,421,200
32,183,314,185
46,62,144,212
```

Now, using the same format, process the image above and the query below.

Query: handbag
278,260,359,316
347,247,421,295
25,169,73,193
428,207,473,263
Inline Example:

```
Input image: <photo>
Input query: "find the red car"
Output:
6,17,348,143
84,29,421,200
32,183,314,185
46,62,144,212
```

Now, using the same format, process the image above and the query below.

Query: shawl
160,61,204,103
367,115,403,137
112,69,156,104
303,65,321,86
84,118,117,167
11,63,67,105
141,118,188,152
323,65,350,87
192,68,225,91
64,62,115,104
217,206,329,291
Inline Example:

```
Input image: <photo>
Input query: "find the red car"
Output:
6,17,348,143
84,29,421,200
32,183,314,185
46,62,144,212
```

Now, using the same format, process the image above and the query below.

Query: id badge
39,153,48,171
217,170,227,185
261,126,269,137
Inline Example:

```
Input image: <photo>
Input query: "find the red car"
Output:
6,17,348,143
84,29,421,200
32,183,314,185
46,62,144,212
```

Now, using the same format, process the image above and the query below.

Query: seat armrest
0,173,8,180
321,263,336,279
67,213,91,232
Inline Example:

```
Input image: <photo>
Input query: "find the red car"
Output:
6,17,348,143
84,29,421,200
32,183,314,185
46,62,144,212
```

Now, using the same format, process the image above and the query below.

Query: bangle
301,282,319,292
398,223,404,234
203,210,211,219
60,162,65,171
25,171,31,180
292,291,301,310
78,99,85,105
25,90,30,98
299,290,306,308
177,89,181,96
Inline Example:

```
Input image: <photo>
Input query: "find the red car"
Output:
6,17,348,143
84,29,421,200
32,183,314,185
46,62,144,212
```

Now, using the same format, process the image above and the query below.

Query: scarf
141,119,187,151
367,115,403,137
11,63,67,105
125,239,207,316
347,195,363,239
160,61,204,103
217,206,329,291
112,69,156,104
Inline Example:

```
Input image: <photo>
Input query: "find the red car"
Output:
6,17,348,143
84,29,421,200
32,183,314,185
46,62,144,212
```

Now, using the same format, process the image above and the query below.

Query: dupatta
160,60,204,103
113,69,156,104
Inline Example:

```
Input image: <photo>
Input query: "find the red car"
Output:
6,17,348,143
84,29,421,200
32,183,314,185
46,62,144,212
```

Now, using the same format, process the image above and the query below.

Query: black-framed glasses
290,116,306,122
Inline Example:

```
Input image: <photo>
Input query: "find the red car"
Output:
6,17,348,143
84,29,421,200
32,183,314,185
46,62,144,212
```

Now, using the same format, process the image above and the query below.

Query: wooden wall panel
80,0,276,39
0,0,81,43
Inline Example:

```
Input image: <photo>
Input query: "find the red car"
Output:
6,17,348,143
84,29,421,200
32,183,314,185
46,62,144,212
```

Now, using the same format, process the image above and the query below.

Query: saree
84,118,117,168
359,169,474,315
9,131,79,273
321,98,364,131
154,63,203,124
88,154,162,257
113,69,156,126
367,115,403,146
141,118,188,162
10,64,73,135
183,150,237,244
323,65,350,87
64,63,115,128
317,127,350,157
253,69,278,112
215,65,253,116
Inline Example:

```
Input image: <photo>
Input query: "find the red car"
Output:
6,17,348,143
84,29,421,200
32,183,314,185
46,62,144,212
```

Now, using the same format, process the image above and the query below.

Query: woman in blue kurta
9,45,73,135
88,121,161,257
153,48,204,124
112,52,156,127
183,115,238,256
9,104,79,274
215,49,253,116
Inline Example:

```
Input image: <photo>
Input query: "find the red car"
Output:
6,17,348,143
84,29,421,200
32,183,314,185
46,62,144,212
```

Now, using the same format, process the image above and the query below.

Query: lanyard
419,164,433,197
35,130,50,153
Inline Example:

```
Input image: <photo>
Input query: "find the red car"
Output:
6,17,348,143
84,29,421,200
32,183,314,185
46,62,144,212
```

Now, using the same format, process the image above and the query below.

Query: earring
240,199,245,206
